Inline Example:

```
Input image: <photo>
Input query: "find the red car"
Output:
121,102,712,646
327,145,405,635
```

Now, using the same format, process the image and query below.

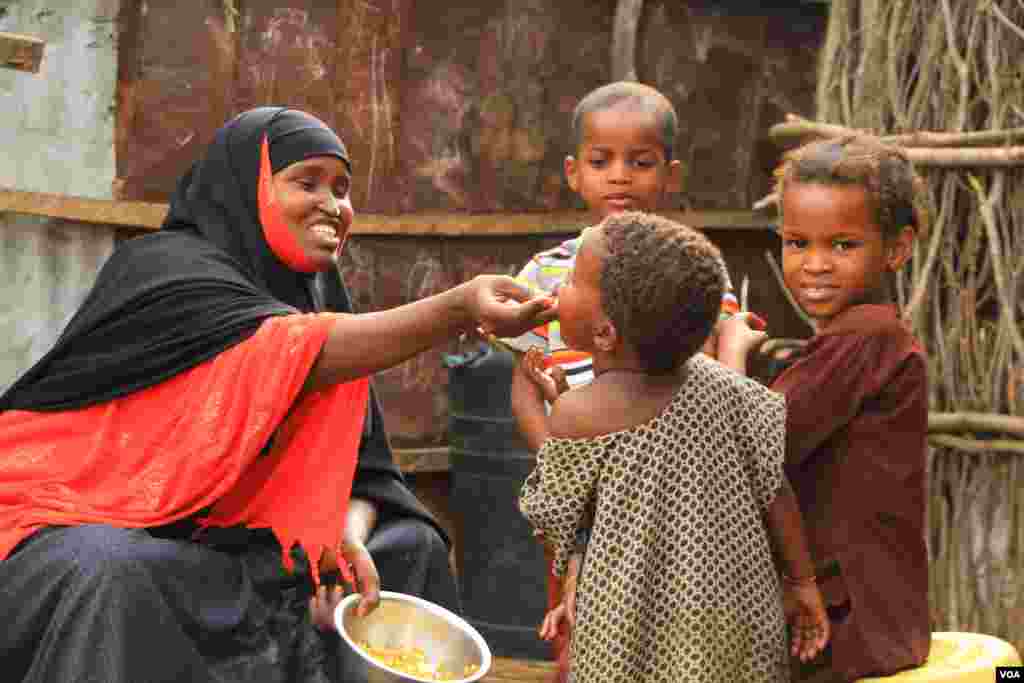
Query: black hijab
0,107,438,538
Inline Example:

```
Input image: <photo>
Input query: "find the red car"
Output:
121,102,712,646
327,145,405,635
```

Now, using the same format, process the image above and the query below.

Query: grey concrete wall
0,0,118,393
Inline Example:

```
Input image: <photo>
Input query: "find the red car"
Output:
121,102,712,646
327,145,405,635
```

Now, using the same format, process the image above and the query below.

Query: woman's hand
784,583,830,662
339,538,381,617
309,499,381,630
520,347,570,403
340,498,381,618
308,540,381,630
468,275,557,340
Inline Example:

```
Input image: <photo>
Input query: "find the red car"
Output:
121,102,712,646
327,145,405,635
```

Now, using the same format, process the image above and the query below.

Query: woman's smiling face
271,156,354,270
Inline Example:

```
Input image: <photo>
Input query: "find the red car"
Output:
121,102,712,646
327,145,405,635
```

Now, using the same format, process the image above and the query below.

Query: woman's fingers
341,542,381,617
475,277,557,338
309,584,345,631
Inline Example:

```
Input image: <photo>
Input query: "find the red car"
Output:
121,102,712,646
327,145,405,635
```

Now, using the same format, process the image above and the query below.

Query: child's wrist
781,571,817,587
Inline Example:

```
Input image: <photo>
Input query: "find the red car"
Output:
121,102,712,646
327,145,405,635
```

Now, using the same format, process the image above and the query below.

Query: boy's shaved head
571,81,678,160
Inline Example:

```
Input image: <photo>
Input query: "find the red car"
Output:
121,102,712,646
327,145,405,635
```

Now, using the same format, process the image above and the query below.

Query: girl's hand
784,583,830,662
520,347,569,403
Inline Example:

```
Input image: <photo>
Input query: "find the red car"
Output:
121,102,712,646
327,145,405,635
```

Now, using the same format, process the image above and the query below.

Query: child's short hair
571,82,678,161
598,211,725,374
774,135,929,239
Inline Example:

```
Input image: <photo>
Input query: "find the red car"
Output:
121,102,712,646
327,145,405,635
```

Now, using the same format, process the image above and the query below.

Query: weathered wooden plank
0,31,45,73
483,656,557,683
393,447,451,473
0,189,775,234
0,189,166,228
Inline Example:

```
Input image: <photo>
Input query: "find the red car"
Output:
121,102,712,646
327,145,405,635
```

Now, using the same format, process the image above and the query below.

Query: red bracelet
782,572,817,587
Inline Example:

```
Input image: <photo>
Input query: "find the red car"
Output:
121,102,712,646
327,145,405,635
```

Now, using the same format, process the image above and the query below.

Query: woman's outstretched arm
304,275,556,393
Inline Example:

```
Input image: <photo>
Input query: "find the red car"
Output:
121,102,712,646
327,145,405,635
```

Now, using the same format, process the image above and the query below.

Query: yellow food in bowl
356,642,479,681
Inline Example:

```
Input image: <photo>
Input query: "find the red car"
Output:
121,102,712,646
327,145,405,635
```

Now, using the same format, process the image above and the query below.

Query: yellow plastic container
856,632,1021,682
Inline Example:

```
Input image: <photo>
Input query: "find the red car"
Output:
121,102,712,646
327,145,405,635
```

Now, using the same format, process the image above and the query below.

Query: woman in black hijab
0,107,554,683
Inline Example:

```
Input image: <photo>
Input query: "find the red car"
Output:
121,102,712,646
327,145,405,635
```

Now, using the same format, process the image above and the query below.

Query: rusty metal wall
0,0,118,394
110,0,825,447
115,0,825,212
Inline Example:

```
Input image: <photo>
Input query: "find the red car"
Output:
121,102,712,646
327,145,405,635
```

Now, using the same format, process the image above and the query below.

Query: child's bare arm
765,476,830,660
512,347,571,452
512,348,553,452
765,476,815,587
716,313,769,374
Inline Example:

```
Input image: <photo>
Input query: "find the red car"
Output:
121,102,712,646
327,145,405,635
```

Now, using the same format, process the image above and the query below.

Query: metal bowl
335,591,492,683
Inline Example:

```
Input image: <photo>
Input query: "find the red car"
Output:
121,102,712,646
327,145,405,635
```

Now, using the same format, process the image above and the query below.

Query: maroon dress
772,304,931,681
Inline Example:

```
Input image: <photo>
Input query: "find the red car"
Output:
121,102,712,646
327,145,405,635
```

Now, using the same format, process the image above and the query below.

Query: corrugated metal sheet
0,0,118,392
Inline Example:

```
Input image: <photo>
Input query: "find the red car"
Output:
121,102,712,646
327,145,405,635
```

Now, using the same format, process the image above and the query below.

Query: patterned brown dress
520,354,790,683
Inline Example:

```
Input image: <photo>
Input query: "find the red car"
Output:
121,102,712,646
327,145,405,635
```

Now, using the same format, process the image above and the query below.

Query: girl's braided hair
598,211,725,374
774,135,929,239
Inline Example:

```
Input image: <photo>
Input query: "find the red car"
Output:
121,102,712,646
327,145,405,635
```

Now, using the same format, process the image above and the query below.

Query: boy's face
780,182,912,330
565,107,681,220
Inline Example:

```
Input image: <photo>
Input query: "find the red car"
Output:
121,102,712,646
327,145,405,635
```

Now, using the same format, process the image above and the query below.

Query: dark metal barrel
445,344,549,660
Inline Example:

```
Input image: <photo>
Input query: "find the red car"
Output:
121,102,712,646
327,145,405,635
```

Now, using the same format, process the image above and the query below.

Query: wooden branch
0,31,45,74
0,188,776,235
758,338,808,356
905,146,1024,167
928,434,1024,455
967,173,1024,361
770,114,1024,149
769,114,872,142
0,188,167,228
988,1,1024,44
611,0,643,81
753,193,779,212
928,411,1024,438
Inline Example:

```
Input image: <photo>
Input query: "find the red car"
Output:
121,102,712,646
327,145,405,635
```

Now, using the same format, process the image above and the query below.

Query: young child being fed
516,211,828,683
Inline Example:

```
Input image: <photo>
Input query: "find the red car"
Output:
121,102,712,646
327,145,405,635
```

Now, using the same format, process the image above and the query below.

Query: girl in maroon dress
719,135,931,682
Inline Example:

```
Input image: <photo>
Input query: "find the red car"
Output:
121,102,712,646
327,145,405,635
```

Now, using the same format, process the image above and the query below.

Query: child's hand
716,312,768,372
784,582,830,662
538,602,569,641
521,347,570,403
539,553,580,640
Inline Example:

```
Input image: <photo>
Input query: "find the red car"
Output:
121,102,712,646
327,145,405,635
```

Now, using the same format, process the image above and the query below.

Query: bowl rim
335,590,493,683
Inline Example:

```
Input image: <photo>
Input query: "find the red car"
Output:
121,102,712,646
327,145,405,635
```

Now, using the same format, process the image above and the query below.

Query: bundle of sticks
753,113,1024,211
